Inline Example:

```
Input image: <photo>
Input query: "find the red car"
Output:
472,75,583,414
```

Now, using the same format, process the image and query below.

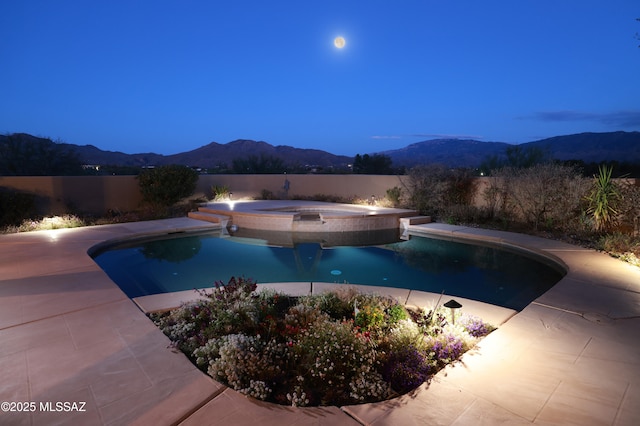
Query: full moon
334,36,346,49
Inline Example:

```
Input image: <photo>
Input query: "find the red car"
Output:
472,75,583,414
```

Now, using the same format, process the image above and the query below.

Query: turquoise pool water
91,230,564,310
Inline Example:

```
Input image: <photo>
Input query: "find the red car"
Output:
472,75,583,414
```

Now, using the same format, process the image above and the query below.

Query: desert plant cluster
151,277,494,407
389,163,639,265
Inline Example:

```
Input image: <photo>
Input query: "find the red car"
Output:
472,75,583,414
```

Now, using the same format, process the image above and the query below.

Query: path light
443,299,462,325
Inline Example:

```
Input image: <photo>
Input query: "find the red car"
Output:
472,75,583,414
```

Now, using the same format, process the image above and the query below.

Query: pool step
399,216,432,228
399,216,432,240
188,210,231,227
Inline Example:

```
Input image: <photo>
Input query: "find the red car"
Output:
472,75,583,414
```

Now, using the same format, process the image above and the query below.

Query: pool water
91,230,564,310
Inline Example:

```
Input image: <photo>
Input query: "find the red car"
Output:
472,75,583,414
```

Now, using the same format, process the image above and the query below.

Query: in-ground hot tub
189,200,422,232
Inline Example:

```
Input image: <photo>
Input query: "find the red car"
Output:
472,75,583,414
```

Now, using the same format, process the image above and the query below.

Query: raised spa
188,201,421,233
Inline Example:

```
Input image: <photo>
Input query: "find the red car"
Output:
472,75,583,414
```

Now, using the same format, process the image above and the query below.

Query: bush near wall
0,187,37,227
137,165,199,210
404,165,479,222
486,164,589,232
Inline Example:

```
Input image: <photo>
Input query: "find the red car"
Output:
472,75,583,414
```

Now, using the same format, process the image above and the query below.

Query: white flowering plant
151,277,495,406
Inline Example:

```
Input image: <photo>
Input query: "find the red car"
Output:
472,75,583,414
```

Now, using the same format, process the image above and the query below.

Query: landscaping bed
150,276,495,407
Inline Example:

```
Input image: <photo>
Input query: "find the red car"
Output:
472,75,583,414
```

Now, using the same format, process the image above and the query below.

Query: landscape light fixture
443,299,462,325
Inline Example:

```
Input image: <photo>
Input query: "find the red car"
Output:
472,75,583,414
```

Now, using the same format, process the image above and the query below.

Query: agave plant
585,165,621,233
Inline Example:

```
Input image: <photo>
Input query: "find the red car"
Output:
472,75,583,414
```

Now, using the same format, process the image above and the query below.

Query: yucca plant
585,165,621,233
211,184,231,201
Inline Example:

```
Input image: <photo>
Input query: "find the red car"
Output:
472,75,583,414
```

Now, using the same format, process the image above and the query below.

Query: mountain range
2,131,639,170
67,139,354,169
379,132,640,168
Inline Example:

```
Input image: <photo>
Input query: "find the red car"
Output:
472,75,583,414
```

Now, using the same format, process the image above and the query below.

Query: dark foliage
136,165,199,208
0,133,85,176
231,154,287,174
0,187,37,227
352,153,394,174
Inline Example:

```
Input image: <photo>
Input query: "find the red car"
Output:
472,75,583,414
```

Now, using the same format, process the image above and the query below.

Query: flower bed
150,277,495,407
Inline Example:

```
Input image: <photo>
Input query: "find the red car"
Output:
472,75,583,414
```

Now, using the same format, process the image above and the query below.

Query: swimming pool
91,228,564,310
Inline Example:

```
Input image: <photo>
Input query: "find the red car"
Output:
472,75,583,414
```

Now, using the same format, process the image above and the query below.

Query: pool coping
1,212,640,425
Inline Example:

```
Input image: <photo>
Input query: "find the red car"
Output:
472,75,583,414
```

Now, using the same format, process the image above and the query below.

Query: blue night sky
1,1,639,156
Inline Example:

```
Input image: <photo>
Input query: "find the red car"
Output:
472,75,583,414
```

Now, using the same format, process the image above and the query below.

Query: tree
231,154,286,174
352,154,393,174
0,133,85,176
479,145,550,175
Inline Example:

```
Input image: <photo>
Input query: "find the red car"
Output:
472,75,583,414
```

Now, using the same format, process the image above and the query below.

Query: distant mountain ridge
1,131,639,170
377,131,640,168
59,138,353,169
377,139,510,168
160,139,353,169
525,132,640,163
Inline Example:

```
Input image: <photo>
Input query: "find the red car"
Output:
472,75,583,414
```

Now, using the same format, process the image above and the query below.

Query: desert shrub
385,186,403,207
596,233,640,265
617,179,640,235
211,184,230,201
404,164,450,216
481,178,504,220
0,187,37,228
441,169,480,223
443,168,477,206
14,215,85,232
137,165,199,209
260,189,276,200
490,163,588,231
404,165,480,222
619,180,640,237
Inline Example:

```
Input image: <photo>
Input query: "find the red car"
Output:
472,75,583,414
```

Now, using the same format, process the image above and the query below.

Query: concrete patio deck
1,213,639,425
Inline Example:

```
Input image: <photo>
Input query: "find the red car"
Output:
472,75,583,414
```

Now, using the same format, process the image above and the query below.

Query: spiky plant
585,165,621,233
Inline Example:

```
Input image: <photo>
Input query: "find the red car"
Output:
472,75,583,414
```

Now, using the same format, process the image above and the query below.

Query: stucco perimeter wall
195,174,407,201
0,174,407,216
0,175,143,216
3,175,636,217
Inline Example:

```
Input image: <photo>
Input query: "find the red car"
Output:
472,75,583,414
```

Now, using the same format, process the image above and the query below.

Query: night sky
2,1,639,156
